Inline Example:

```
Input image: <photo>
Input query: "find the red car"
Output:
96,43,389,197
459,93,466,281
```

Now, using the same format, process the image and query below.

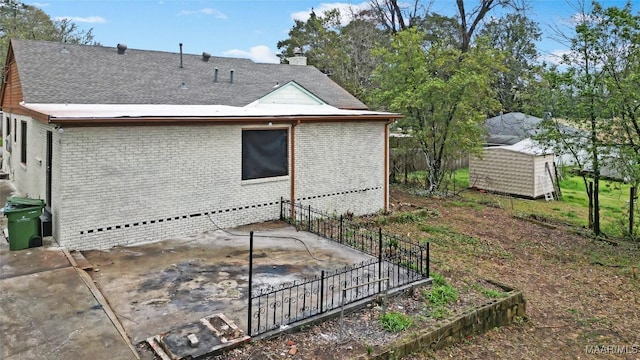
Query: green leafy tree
417,13,462,49
595,2,640,188
534,1,639,236
591,1,640,238
277,8,388,100
277,8,341,72
0,0,96,66
478,13,542,112
372,28,503,191
328,10,388,99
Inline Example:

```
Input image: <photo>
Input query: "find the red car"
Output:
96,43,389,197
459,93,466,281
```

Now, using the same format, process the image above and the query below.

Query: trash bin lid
6,197,45,207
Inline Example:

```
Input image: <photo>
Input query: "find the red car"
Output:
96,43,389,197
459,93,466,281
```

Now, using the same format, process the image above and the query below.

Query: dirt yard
208,187,640,359
391,188,640,359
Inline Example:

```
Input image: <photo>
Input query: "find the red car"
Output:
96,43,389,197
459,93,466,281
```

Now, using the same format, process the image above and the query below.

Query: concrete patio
0,192,377,359
0,244,138,360
0,178,420,359
82,222,375,345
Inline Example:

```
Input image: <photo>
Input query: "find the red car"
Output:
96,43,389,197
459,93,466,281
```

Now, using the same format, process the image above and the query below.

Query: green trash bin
4,197,45,251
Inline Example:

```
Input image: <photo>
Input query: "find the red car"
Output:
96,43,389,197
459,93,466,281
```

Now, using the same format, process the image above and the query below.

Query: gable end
256,81,326,106
1,43,25,112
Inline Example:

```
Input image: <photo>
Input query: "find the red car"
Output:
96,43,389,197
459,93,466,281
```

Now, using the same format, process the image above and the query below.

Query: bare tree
368,0,527,52
456,0,526,52
368,0,430,33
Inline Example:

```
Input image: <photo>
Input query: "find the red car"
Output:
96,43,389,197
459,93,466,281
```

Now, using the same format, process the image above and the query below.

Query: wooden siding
1,59,25,112
469,148,554,198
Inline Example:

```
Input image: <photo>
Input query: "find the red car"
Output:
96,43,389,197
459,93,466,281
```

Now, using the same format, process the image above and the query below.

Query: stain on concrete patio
83,222,375,345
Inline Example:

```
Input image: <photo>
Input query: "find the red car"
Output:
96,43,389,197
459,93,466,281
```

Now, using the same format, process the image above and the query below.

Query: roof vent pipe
179,43,183,68
214,68,218,83
230,69,234,84
117,43,127,55
202,52,211,62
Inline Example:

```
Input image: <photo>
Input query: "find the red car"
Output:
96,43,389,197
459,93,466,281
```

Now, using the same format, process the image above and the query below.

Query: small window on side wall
242,129,288,180
5,117,11,153
20,121,27,164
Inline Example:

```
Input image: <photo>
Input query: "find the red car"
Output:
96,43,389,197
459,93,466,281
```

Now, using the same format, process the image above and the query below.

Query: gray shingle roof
10,39,367,109
484,112,543,145
485,112,581,146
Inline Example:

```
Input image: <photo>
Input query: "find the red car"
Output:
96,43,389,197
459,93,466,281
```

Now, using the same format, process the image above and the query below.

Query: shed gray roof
9,39,367,109
484,112,543,145
485,112,582,145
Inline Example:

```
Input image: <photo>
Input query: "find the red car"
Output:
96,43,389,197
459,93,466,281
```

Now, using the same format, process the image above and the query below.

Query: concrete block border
359,280,527,359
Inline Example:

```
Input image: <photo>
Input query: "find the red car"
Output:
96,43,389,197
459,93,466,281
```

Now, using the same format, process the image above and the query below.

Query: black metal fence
247,201,430,337
281,200,429,278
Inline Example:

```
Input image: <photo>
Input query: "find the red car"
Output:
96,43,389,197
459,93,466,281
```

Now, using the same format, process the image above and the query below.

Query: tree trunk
593,176,600,235
630,186,636,239
588,181,594,230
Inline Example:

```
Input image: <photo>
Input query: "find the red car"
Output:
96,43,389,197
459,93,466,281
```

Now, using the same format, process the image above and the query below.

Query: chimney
202,52,211,62
230,69,234,84
117,43,127,55
287,47,307,66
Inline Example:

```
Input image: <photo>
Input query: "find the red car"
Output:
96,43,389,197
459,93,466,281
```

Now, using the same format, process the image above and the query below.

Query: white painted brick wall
56,125,289,249
3,113,53,200
294,122,385,215
9,120,387,250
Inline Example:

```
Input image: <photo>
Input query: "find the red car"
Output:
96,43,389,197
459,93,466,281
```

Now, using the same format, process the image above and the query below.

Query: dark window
5,117,9,136
242,129,288,180
20,121,26,164
13,118,17,142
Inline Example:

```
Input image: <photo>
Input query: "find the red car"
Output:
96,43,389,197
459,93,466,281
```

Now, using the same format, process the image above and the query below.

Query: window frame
241,128,289,181
20,121,27,165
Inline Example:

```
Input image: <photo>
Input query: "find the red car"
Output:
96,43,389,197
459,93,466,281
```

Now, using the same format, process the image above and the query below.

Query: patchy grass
472,284,509,299
398,168,469,193
369,208,440,226
445,168,637,239
423,273,459,320
396,168,470,194
557,174,634,236
379,311,414,333
386,186,640,359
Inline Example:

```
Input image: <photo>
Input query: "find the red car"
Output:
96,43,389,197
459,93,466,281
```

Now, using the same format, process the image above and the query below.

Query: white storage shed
469,139,556,199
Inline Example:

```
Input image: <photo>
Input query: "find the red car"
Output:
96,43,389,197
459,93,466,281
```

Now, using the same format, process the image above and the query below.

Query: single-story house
469,113,556,198
1,39,400,249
